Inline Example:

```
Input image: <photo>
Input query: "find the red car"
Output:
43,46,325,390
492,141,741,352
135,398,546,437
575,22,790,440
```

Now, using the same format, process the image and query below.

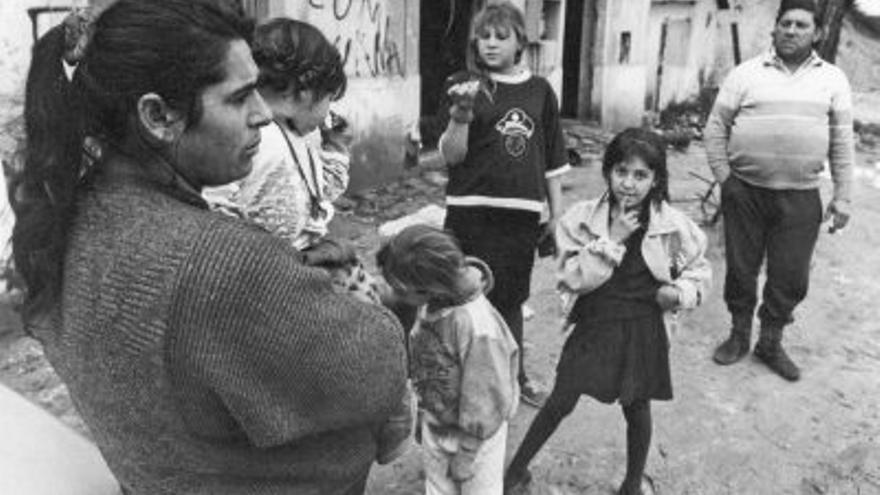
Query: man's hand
655,284,682,311
824,199,851,234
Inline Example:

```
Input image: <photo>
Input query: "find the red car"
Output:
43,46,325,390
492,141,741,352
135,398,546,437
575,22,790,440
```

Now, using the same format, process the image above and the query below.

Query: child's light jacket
556,193,712,313
410,290,519,452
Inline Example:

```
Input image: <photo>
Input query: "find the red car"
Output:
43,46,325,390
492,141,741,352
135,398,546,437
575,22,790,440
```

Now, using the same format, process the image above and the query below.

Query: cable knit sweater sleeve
167,219,408,449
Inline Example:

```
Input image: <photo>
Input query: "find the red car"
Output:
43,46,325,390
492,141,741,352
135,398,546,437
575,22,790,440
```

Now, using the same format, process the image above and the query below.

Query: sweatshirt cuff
545,164,572,179
831,183,852,204
585,237,626,266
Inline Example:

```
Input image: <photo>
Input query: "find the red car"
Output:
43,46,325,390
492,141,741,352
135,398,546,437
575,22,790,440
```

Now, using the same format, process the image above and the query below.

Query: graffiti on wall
307,0,404,77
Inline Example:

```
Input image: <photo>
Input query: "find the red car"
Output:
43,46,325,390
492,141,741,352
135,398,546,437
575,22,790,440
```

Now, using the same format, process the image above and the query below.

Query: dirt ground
1,122,879,494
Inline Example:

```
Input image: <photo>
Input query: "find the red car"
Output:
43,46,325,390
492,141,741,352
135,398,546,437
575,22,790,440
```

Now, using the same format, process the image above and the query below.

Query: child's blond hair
467,1,529,74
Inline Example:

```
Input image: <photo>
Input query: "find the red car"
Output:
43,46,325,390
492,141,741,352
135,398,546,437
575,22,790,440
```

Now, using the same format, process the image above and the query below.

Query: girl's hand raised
608,208,641,243
448,80,480,107
447,80,480,123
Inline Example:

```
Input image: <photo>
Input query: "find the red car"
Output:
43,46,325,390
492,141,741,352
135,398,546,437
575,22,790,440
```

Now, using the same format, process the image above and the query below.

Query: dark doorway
561,0,598,119
420,0,473,122
561,0,584,117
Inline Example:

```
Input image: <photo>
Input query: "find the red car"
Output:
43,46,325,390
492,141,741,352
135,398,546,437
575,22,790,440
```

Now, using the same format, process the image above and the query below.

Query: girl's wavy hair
12,0,253,323
253,18,347,101
602,128,670,210
466,1,528,76
376,224,468,307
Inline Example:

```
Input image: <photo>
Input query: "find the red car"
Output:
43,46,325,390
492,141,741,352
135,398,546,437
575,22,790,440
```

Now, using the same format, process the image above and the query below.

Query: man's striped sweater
704,50,854,202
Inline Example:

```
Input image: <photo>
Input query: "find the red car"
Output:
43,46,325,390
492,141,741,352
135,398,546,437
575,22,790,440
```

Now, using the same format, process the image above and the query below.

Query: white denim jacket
556,193,712,330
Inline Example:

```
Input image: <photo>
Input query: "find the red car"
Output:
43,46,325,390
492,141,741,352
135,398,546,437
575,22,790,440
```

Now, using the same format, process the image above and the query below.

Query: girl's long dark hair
11,0,253,322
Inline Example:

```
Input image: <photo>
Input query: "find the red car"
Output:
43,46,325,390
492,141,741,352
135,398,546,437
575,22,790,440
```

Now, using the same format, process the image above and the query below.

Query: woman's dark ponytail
11,23,85,323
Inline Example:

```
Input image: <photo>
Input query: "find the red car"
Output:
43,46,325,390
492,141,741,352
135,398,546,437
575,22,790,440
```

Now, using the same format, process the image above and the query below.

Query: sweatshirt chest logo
494,108,535,158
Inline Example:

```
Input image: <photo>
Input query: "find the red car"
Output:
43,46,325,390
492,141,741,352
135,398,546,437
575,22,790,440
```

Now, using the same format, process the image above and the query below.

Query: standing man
704,0,854,381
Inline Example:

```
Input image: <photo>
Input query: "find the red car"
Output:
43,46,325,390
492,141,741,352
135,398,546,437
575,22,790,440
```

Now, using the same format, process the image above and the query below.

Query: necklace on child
275,120,327,220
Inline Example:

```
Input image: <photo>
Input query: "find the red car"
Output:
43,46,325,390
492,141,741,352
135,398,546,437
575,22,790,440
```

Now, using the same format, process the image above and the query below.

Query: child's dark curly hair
253,18,347,101
602,127,670,209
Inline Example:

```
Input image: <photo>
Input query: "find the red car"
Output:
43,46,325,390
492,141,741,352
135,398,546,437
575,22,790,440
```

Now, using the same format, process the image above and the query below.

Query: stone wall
592,0,652,130
837,15,880,124
645,0,718,111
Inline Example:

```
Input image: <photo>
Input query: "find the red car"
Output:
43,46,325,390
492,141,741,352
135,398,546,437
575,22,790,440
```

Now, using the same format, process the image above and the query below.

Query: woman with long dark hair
12,1,410,493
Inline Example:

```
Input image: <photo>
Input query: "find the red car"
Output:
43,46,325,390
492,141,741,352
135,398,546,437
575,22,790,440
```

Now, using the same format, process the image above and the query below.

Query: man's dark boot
753,325,800,381
713,314,752,365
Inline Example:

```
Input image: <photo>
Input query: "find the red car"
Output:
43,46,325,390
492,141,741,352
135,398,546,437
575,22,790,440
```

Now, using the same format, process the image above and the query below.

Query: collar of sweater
763,48,822,72
489,68,532,84
97,151,208,210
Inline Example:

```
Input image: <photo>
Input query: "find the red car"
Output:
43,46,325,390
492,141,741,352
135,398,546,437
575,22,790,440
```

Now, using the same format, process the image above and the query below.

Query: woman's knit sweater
34,164,408,494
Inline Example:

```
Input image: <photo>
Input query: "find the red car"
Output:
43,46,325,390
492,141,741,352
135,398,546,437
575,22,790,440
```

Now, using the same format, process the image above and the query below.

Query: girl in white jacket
505,128,711,495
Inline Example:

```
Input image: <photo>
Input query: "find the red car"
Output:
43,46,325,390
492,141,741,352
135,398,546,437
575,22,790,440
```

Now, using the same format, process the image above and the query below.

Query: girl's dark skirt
555,311,672,405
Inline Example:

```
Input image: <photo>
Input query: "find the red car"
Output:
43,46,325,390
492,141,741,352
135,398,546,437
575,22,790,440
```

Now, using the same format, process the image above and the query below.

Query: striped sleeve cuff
545,164,572,179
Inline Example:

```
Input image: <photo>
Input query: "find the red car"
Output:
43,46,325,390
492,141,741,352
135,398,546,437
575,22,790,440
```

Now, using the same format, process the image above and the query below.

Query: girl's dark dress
556,227,673,405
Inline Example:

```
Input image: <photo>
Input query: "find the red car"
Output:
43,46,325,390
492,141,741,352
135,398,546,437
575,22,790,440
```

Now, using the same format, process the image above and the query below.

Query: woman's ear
136,93,185,144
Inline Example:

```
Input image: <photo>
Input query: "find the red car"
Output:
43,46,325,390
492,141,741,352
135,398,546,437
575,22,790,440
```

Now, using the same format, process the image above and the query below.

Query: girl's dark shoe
503,468,532,494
